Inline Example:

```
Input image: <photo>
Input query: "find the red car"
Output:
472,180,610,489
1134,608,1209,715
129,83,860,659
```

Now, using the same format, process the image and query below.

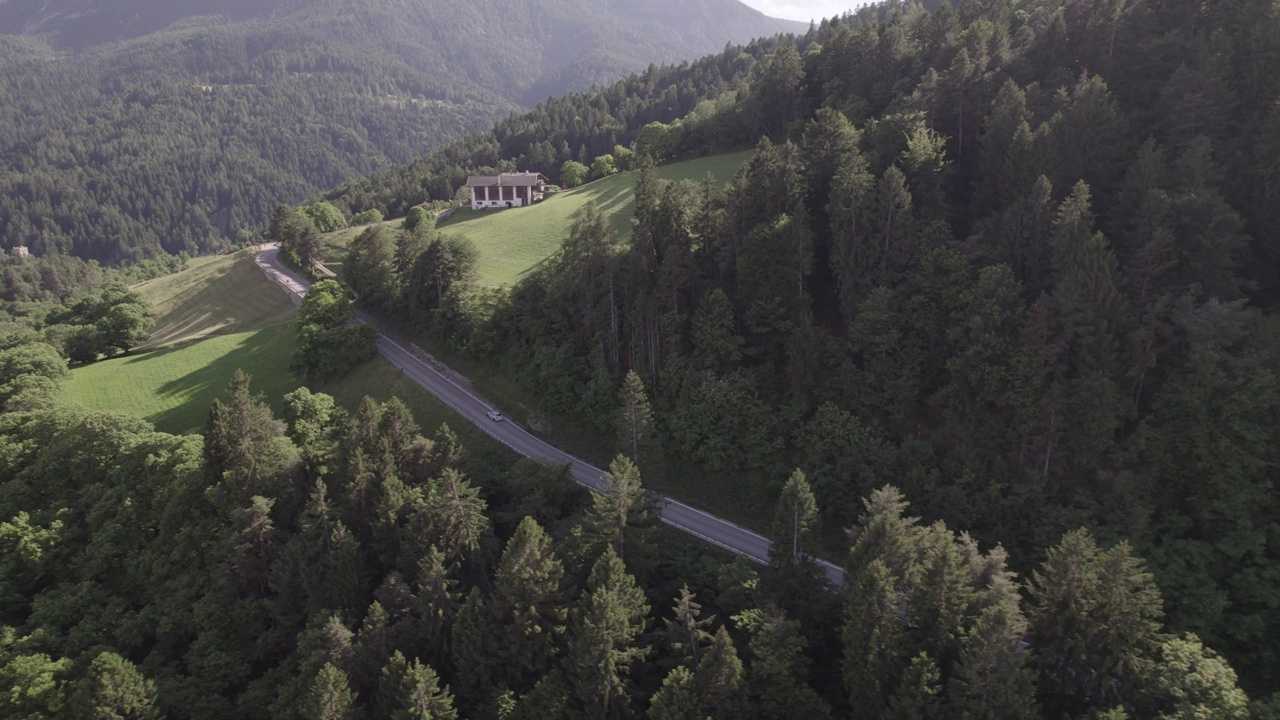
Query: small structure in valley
465,172,548,210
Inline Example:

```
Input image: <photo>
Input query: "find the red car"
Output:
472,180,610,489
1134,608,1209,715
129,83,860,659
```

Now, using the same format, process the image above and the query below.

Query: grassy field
321,150,754,287
64,326,303,435
63,248,513,456
132,249,298,349
64,249,302,433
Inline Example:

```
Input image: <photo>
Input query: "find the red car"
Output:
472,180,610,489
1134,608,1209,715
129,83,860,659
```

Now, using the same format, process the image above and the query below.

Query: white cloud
739,0,863,22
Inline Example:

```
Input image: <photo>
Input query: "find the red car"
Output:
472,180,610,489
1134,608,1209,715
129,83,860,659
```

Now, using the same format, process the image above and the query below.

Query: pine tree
884,652,942,720
771,469,819,566
828,141,877,325
875,166,917,290
1027,529,1164,718
844,558,906,718
1044,76,1129,195
583,455,655,572
204,371,297,507
1050,182,1129,378
976,79,1034,215
449,587,495,696
695,626,745,718
615,371,655,468
411,546,458,667
690,287,742,372
225,495,278,599
661,586,713,666
737,214,810,359
802,107,862,236
355,601,394,695
647,666,704,720
68,652,159,720
1168,137,1249,301
431,423,466,473
843,485,1038,718
654,181,697,316
899,121,951,227
377,651,458,720
736,606,829,719
304,663,357,720
416,468,489,565
488,516,568,691
749,39,805,138
567,548,650,719
288,479,366,619
946,602,1038,720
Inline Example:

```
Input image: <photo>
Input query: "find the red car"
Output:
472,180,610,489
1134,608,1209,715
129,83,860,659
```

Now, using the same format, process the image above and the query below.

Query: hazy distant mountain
0,0,279,47
0,0,803,261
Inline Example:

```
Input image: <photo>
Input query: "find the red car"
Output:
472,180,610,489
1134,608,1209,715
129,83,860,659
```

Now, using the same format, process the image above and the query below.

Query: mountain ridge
0,0,803,261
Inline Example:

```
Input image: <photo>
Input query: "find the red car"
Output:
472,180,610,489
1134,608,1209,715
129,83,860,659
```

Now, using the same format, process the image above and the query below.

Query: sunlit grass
321,151,754,287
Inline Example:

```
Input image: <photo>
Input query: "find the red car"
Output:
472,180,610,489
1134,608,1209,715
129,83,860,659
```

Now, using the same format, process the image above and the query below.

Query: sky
739,0,861,22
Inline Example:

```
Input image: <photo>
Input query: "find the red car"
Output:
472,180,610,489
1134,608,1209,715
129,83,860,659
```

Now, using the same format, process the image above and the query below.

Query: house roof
466,172,548,187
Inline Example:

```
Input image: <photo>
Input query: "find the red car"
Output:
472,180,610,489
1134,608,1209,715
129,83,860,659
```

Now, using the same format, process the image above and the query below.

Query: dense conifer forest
0,338,1267,719
322,0,1280,707
0,0,798,263
3,0,1280,716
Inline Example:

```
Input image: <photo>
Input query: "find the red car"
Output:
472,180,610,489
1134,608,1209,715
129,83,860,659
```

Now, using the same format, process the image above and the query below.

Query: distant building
465,172,548,210
10,246,29,259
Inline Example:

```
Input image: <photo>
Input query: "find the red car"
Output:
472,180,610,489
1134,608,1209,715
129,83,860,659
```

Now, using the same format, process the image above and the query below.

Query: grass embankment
63,250,511,459
322,151,754,287
65,250,302,434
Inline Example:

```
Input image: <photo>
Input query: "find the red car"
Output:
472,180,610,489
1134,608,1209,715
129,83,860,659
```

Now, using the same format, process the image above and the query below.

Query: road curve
254,246,846,587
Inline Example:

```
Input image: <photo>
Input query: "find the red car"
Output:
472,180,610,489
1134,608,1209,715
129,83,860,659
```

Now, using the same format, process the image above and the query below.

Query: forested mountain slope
0,0,802,263
318,0,1280,702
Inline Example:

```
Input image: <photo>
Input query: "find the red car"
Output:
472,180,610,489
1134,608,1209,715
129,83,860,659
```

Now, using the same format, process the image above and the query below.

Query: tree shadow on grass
510,187,636,285
144,326,303,435
145,253,294,349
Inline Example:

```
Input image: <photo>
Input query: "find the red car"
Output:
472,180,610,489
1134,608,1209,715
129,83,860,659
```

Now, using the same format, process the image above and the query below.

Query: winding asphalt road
255,246,845,586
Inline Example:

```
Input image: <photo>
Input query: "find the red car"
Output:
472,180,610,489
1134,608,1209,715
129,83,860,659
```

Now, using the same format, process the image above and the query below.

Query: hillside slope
0,0,802,262
436,151,754,286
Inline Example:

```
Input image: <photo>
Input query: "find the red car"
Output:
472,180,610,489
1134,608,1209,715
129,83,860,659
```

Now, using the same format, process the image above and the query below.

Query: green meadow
322,150,754,287
64,325,302,435
62,249,507,454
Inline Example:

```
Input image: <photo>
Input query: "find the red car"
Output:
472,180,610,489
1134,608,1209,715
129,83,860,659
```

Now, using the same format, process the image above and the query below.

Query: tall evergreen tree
377,651,458,720
884,652,942,720
68,652,159,720
304,663,357,720
827,137,877,325
583,455,655,572
646,665,704,720
414,468,489,565
1026,529,1164,718
771,469,820,566
410,546,459,667
695,626,745,719
567,548,650,719
487,516,568,691
616,371,656,468
204,371,297,508
736,606,829,720
660,586,713,667
689,287,743,372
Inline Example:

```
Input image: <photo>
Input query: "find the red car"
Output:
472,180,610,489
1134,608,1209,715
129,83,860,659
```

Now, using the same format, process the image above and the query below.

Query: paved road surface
254,246,846,587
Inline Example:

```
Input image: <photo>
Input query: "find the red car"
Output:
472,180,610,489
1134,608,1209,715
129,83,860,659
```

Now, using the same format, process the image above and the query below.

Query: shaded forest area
0,0,798,264
0,336,1264,718
329,0,1280,702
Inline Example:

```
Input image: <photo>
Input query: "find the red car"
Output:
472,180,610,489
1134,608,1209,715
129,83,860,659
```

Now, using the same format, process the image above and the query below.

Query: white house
465,172,548,210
